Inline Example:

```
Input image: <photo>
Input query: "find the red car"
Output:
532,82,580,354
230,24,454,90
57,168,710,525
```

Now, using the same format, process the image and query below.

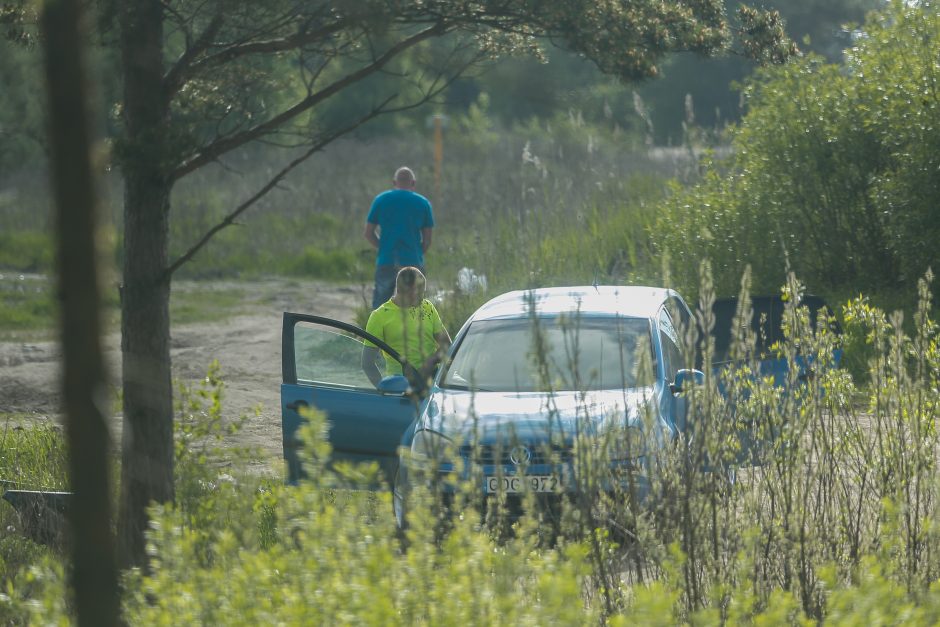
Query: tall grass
0,114,676,290
0,274,57,336
0,421,68,492
0,420,68,623
158,112,673,291
1,114,682,345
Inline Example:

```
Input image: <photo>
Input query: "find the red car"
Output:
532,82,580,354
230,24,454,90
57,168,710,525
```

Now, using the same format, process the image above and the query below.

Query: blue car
281,286,705,525
709,294,842,387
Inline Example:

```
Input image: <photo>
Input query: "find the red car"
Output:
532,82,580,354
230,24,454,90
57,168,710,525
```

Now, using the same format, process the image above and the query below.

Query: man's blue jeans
372,264,426,309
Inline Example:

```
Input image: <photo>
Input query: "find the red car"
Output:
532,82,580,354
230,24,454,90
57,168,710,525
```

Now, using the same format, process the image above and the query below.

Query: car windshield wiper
441,382,497,392
442,382,470,390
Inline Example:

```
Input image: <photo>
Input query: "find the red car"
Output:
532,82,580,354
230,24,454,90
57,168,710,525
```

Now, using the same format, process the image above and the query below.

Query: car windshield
440,316,654,392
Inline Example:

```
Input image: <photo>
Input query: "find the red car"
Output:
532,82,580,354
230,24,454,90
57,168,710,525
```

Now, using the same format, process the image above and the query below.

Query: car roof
470,285,676,321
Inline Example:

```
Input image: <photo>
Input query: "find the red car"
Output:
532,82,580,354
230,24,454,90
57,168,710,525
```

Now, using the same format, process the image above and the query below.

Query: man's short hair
395,266,426,295
394,166,416,186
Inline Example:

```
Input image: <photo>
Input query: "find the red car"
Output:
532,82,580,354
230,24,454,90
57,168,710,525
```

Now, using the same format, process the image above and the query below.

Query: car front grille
459,443,573,466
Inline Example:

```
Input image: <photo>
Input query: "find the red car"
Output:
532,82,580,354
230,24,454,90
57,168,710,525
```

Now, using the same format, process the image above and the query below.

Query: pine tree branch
169,21,447,182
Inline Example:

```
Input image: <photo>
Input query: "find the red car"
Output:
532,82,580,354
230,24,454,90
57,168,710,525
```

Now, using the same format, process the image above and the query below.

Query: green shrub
655,1,940,303
0,421,68,623
0,231,53,273
0,422,69,491
287,246,365,280
169,285,249,325
0,287,55,333
0,273,120,337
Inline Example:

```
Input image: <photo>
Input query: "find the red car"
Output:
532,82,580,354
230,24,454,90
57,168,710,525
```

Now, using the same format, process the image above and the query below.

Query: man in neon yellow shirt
361,266,451,388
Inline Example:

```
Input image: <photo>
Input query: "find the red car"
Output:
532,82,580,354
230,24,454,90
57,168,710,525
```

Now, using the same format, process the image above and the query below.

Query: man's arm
364,222,380,249
421,227,432,254
420,329,452,379
361,346,383,387
436,328,452,349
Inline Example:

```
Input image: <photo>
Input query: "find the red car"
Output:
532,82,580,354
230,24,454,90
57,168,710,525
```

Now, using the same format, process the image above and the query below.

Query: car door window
281,313,417,486
659,309,683,380
667,296,692,343
294,322,379,389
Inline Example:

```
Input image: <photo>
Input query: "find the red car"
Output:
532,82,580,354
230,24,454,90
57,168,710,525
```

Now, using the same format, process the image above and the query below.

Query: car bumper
409,459,651,502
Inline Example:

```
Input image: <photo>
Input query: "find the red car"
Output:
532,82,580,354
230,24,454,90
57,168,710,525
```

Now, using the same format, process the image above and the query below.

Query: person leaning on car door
363,166,434,310
360,266,451,389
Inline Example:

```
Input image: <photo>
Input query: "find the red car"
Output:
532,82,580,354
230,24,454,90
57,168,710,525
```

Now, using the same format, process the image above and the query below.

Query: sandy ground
0,279,365,468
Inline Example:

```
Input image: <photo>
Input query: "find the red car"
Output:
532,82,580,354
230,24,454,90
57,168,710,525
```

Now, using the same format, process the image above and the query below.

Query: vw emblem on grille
509,446,531,465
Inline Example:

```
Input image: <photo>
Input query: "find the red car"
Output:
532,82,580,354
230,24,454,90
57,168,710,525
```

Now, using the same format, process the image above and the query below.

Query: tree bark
117,0,174,569
41,0,119,622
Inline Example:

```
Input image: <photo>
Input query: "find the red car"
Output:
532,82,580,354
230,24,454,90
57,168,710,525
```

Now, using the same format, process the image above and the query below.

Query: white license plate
485,475,560,494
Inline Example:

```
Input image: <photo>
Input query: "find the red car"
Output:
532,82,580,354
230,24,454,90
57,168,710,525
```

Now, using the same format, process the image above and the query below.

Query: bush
287,246,365,280
0,231,53,273
0,423,69,491
0,422,68,623
654,1,940,304
0,285,55,333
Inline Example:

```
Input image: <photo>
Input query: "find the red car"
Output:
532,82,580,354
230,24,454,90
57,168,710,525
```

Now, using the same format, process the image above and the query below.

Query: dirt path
0,278,365,468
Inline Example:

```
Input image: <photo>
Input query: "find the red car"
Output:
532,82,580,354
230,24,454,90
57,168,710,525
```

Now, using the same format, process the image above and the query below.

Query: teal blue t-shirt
367,189,434,266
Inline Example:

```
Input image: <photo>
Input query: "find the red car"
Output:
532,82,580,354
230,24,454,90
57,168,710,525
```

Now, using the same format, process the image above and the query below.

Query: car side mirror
671,368,705,395
377,375,410,395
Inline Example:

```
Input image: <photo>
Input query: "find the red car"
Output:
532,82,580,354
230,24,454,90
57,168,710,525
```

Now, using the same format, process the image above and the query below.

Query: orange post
433,114,443,206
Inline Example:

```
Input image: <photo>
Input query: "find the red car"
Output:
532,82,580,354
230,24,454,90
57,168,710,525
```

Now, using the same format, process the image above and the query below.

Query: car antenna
592,267,599,291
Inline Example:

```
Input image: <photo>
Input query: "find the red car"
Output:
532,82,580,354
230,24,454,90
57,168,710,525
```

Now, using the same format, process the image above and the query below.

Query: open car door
708,295,842,466
281,313,420,487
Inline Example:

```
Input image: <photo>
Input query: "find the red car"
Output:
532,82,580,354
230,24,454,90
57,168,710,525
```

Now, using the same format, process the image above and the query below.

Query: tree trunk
117,0,174,569
42,0,119,622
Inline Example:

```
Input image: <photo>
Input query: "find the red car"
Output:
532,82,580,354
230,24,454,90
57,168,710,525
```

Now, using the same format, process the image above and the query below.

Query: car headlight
605,426,646,461
411,429,455,462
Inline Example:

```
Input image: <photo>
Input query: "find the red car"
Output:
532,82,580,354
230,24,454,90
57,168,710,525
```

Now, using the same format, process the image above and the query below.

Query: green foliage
0,274,56,335
0,230,52,273
0,421,68,623
169,285,248,325
123,408,601,624
0,271,109,340
287,246,365,281
165,178,371,281
425,114,670,294
142,111,671,290
635,0,881,146
0,421,68,491
171,360,263,567
655,1,940,304
824,560,940,624
0,37,44,173
840,294,884,386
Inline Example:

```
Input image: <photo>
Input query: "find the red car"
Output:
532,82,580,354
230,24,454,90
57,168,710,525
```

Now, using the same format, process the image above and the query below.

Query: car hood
422,387,655,444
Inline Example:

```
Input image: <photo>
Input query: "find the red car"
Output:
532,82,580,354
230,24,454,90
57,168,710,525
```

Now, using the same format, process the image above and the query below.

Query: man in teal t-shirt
363,167,435,309
361,267,451,388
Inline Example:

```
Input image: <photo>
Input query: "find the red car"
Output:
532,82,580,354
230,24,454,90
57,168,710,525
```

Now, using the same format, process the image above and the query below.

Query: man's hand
419,329,452,380
421,352,443,378
421,227,432,253
361,345,383,387
364,223,380,249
